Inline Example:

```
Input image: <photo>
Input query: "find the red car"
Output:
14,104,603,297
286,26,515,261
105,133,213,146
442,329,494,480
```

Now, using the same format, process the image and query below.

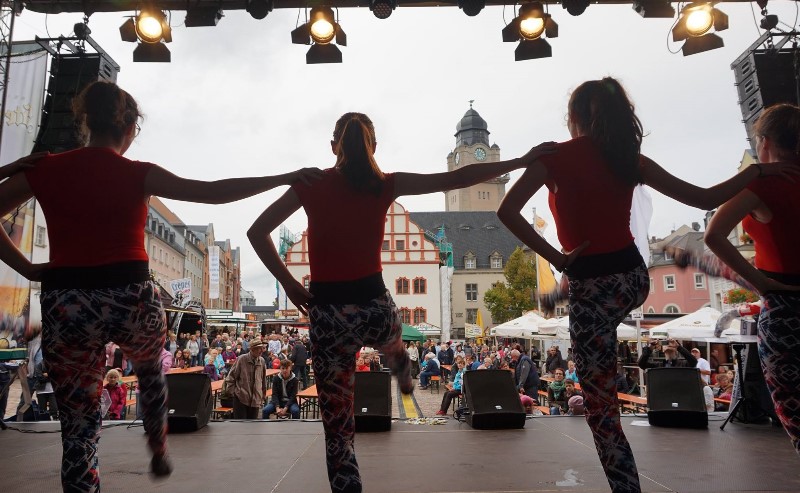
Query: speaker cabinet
166,373,212,433
462,370,526,430
354,371,391,432
646,368,708,429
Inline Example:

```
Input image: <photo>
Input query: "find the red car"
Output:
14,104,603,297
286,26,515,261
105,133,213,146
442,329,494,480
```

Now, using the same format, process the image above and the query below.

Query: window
395,240,405,250
694,273,706,289
663,275,676,291
399,308,411,324
649,277,654,293
647,307,655,314
464,256,476,269
555,306,567,317
664,304,680,314
302,275,310,290
413,277,427,294
491,256,502,269
466,308,478,324
396,277,409,295
466,283,478,302
413,308,427,324
382,240,390,250
34,226,46,247
664,250,672,261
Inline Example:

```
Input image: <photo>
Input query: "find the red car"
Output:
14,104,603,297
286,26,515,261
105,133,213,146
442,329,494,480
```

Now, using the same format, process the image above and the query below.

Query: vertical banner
208,246,220,300
1,47,47,348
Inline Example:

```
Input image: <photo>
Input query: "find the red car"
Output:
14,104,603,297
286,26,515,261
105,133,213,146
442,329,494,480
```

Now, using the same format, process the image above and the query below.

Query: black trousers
232,396,260,419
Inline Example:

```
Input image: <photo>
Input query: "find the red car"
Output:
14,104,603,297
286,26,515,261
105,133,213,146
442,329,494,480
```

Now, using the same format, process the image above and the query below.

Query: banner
169,278,192,304
0,46,47,349
464,323,482,339
208,245,220,299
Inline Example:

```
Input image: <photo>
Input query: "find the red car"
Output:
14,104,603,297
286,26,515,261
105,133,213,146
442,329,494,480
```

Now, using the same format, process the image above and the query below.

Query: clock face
474,147,487,161
454,152,460,165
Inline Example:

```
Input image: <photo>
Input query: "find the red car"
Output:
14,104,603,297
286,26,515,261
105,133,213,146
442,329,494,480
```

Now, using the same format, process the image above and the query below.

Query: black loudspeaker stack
646,368,708,429
462,370,526,430
166,373,213,433
732,48,799,151
354,371,392,432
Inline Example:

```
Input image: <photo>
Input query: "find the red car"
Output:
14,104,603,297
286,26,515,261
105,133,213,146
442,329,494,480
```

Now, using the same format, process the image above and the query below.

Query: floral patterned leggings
568,263,649,493
309,291,409,493
758,292,800,456
40,281,168,493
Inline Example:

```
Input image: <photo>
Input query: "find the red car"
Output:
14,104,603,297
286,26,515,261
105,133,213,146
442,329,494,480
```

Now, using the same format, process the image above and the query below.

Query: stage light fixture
501,2,558,60
459,0,486,16
185,7,223,27
135,9,171,43
672,2,728,56
632,0,675,18
133,42,171,62
291,6,347,64
119,9,172,63
73,22,91,40
370,0,397,19
247,0,273,19
562,0,590,16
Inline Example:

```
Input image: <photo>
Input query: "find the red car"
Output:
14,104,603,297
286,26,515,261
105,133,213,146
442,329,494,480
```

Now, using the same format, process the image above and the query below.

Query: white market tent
534,317,638,341
654,306,743,341
489,311,548,339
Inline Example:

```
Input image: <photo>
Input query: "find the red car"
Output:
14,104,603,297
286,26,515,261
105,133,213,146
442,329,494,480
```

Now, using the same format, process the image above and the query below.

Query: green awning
401,324,425,342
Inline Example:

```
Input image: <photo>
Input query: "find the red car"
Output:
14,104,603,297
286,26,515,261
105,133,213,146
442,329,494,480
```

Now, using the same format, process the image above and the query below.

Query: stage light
501,2,558,60
672,2,728,56
562,0,590,16
291,6,346,64
185,7,223,27
632,0,676,18
247,0,273,20
119,9,172,63
135,9,171,43
459,0,485,16
73,22,91,40
133,42,171,62
370,0,396,19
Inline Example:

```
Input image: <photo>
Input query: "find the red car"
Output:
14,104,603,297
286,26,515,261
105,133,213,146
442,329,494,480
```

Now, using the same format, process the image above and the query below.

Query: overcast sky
12,2,799,304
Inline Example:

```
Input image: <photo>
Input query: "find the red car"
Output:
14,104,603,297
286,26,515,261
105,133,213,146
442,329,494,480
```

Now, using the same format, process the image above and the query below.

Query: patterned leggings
309,291,409,493
758,292,800,456
40,281,168,493
568,263,649,493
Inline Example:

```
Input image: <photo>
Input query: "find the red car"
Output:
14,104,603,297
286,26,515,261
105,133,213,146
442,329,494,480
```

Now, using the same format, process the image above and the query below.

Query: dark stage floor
2,414,798,493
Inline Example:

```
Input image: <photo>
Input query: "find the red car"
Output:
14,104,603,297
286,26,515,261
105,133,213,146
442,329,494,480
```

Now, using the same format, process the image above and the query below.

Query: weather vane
469,99,474,108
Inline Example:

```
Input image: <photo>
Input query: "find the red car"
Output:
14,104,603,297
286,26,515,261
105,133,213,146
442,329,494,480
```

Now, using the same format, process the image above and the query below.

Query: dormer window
490,255,503,269
464,253,476,270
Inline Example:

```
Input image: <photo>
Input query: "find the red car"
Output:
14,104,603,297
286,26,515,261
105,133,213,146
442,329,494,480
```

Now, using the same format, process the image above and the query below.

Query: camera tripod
720,343,765,430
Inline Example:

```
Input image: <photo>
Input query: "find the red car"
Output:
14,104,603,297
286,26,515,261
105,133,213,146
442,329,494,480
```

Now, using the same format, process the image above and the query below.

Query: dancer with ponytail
705,103,800,457
248,112,554,493
0,81,321,492
497,77,798,492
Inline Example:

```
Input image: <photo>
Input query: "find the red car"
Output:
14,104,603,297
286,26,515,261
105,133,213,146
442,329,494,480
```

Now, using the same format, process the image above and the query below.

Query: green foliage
723,287,759,305
483,247,537,323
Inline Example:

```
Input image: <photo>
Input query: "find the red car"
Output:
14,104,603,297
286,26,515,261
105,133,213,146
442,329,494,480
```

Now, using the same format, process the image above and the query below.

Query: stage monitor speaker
166,373,212,433
354,371,391,432
731,48,799,151
463,370,526,430
646,367,708,429
736,343,777,422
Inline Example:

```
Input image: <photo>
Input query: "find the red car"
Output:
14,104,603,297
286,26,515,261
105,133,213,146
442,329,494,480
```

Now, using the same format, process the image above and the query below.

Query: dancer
248,112,554,493
0,80,321,492
705,103,800,456
497,77,798,492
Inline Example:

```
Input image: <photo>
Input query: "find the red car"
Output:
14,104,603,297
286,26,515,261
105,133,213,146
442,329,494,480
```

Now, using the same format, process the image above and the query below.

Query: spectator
436,356,466,416
701,376,715,412
568,395,586,416
638,339,698,370
166,334,178,355
159,348,173,375
465,354,480,372
104,342,127,377
197,331,207,366
222,345,238,369
267,334,282,360
419,353,440,390
714,373,733,410
368,352,382,372
510,349,540,399
691,348,712,384
356,357,370,372
548,369,568,415
263,360,300,420
477,357,493,370
173,349,188,369
224,339,268,419
565,360,579,383
186,335,200,366
290,339,309,389
615,363,630,394
34,359,58,420
406,342,420,379
103,369,127,420
545,346,567,375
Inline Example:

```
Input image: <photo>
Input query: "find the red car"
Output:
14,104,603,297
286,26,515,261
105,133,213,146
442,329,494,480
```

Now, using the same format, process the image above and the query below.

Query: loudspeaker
736,343,777,422
462,370,526,430
646,368,708,429
33,54,119,153
731,49,799,151
166,373,212,433
354,371,391,432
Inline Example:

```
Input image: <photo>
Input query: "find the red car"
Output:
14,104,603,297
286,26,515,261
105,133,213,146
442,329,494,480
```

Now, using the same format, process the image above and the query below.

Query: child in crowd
104,369,128,420
356,357,370,372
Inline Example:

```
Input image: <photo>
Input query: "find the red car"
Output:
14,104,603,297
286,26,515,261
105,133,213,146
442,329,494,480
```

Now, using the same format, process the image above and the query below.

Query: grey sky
12,3,798,303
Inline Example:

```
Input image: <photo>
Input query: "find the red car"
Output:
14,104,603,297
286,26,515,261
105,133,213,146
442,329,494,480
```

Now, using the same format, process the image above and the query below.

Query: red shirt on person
743,177,800,275
24,147,154,267
539,137,635,256
292,169,396,282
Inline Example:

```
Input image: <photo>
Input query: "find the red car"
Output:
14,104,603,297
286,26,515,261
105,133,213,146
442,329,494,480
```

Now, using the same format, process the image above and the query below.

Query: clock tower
445,103,509,212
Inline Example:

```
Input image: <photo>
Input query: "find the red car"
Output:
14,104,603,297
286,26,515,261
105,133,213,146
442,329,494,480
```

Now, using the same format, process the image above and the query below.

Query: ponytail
568,77,643,186
332,112,384,195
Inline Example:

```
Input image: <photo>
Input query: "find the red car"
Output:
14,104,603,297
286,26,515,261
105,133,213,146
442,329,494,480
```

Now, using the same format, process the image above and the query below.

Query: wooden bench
429,375,441,394
212,407,233,419
537,390,548,406
123,398,137,419
534,405,550,415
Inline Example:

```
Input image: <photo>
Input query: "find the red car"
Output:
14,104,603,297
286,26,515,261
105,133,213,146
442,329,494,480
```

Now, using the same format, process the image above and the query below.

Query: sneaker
150,454,173,479
435,410,446,416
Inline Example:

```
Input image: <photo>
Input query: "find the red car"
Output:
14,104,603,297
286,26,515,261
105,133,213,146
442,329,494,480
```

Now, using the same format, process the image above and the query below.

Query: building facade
146,198,186,291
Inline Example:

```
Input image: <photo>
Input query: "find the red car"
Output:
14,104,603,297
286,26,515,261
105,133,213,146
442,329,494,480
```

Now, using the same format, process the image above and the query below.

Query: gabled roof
149,197,185,226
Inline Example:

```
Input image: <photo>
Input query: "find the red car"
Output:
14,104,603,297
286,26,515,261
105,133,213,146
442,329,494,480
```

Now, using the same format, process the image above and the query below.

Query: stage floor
2,414,798,493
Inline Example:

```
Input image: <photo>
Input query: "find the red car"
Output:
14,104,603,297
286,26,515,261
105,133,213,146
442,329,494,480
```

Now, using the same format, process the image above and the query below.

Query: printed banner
208,245,220,299
169,278,192,303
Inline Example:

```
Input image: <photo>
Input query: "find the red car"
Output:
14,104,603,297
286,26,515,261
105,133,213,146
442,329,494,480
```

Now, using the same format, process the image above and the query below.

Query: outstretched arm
393,142,556,199
247,189,312,315
0,152,48,181
640,156,798,211
144,166,323,204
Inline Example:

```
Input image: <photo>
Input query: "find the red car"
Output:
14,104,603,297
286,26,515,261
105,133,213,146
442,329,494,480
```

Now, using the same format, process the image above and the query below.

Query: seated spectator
465,354,480,372
263,360,300,419
160,348,173,374
103,369,127,420
520,393,536,414
436,356,466,416
565,360,578,383
368,352,382,372
222,345,238,368
356,357,370,372
568,395,585,416
615,362,629,394
477,357,493,370
701,376,714,412
548,369,568,415
206,349,226,377
638,338,697,369
203,360,219,381
419,353,440,390
714,373,733,410
173,349,188,369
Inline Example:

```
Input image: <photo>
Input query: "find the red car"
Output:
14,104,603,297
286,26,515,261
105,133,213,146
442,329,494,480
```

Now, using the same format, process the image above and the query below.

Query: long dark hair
754,103,800,156
568,77,643,185
72,81,141,145
332,112,385,195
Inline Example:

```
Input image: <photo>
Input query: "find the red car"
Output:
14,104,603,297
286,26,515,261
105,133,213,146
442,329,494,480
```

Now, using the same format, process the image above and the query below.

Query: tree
483,247,537,323
723,287,759,305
